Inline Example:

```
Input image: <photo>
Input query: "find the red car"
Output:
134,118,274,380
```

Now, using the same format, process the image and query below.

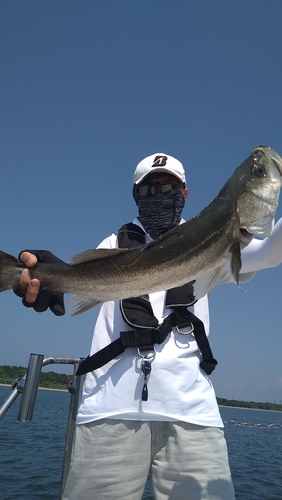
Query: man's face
137,173,188,201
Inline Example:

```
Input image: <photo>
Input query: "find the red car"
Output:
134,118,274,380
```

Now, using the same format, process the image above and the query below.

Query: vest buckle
137,346,156,359
176,322,194,335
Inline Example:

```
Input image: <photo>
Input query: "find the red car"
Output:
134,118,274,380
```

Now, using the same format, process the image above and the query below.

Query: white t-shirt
76,217,282,428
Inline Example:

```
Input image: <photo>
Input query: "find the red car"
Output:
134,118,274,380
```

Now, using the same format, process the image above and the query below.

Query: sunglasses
138,182,183,197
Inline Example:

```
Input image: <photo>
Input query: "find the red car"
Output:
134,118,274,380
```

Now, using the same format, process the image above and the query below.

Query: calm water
0,385,282,499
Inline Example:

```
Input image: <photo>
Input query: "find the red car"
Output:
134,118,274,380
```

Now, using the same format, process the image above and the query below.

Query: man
15,153,282,500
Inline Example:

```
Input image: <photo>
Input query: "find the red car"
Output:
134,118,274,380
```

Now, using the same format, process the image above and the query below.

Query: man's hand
18,252,41,305
13,250,65,316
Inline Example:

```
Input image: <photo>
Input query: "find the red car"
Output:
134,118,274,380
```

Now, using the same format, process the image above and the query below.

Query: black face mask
137,191,185,240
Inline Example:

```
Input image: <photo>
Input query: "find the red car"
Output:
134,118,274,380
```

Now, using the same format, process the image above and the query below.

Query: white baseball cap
133,153,186,186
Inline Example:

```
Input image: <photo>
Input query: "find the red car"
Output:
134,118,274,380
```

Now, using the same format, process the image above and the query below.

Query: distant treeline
217,397,282,412
0,365,73,390
1,366,282,410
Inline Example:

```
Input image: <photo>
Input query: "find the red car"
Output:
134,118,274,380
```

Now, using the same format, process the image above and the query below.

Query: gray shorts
62,419,235,500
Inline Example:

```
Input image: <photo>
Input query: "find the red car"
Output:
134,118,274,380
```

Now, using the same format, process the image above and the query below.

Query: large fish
0,146,282,315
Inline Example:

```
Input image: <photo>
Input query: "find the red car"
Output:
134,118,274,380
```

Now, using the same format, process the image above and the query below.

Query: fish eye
253,165,265,177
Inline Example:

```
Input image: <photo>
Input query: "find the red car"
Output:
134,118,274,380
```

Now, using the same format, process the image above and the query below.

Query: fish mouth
240,228,254,242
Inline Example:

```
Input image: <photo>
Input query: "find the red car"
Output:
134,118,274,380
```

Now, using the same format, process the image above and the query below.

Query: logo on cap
151,155,168,167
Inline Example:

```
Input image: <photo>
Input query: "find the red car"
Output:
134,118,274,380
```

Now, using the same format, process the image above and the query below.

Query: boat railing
0,353,85,500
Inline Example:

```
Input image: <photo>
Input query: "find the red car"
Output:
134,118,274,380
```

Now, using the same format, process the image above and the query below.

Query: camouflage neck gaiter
137,191,185,240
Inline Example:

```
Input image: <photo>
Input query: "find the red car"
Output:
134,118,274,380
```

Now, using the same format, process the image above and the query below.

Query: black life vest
76,223,217,377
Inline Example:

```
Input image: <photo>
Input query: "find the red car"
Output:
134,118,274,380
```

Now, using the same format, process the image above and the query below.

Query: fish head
236,146,282,241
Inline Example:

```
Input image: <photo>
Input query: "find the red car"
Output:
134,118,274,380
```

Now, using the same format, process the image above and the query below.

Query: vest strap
76,322,170,375
76,307,217,375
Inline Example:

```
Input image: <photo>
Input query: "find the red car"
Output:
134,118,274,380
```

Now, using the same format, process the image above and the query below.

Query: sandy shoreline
219,404,282,413
0,383,67,392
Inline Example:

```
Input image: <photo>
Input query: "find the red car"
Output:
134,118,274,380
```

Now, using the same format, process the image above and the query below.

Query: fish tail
0,250,22,292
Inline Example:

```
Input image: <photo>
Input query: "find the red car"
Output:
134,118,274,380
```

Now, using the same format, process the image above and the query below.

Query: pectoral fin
68,295,102,316
230,242,242,284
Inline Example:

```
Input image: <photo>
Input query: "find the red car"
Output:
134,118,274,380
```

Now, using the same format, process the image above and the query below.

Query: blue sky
1,0,282,403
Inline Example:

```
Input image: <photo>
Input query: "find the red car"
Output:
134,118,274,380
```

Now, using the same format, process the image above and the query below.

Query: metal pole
0,386,19,419
0,374,26,419
18,354,44,422
59,367,85,499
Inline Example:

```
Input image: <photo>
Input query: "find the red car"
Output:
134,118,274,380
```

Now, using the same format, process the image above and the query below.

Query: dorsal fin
69,248,128,265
